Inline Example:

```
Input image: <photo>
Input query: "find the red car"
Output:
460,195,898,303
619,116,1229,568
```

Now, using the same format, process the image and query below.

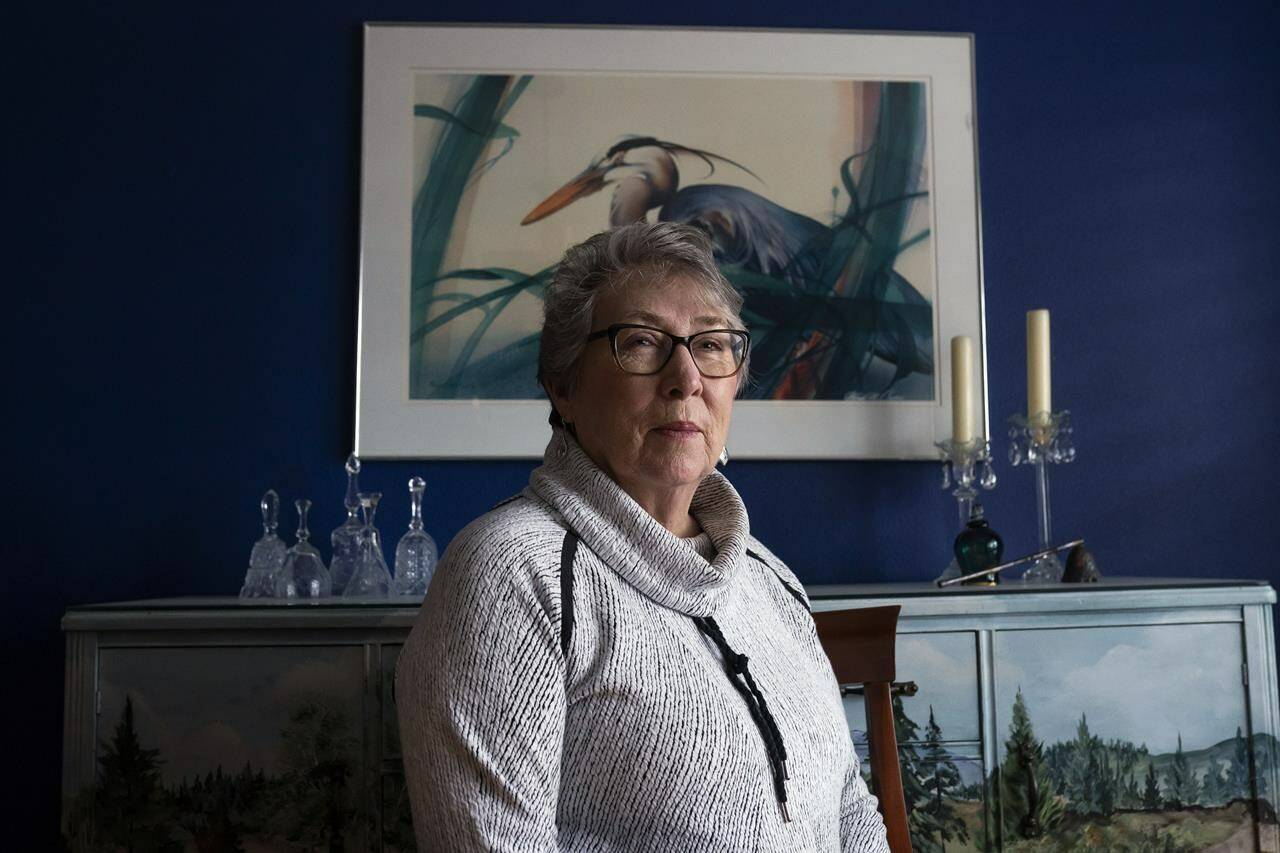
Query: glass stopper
344,453,362,514
408,477,425,530
359,492,382,528
261,489,279,534
295,498,312,543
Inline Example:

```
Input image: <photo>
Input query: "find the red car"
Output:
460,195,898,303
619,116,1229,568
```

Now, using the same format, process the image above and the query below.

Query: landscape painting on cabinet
408,73,936,405
846,630,989,852
992,624,1276,852
61,646,366,852
844,627,1277,852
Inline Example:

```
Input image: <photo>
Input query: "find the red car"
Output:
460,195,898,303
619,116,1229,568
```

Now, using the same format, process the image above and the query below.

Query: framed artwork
355,24,987,458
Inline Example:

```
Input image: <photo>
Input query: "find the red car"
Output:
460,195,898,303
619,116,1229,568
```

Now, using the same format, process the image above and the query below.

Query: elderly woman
396,221,889,851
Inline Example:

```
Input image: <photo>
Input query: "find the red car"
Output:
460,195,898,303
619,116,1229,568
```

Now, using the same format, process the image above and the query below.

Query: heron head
521,139,679,226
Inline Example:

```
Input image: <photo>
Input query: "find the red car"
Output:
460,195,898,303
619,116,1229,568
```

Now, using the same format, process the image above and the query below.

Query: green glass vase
954,516,1005,585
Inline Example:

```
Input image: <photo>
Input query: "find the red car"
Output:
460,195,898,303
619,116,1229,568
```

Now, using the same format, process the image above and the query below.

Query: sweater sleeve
395,520,566,852
840,744,891,852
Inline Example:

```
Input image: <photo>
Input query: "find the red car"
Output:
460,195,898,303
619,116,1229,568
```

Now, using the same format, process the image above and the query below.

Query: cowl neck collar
526,427,750,617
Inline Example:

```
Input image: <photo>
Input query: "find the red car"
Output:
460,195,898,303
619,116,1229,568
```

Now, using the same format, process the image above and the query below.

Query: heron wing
659,184,830,290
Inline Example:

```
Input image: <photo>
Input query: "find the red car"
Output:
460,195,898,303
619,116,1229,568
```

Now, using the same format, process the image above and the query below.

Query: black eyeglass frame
585,323,751,378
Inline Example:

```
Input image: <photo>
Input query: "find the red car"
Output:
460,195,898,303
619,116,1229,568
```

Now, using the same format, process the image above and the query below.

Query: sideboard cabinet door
381,643,416,852
69,644,369,851
990,622,1275,852
844,630,992,852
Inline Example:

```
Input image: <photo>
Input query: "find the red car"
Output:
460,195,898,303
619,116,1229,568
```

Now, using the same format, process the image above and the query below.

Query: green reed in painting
410,74,933,402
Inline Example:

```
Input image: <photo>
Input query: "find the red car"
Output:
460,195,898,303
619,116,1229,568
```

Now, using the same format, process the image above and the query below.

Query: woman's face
552,274,740,506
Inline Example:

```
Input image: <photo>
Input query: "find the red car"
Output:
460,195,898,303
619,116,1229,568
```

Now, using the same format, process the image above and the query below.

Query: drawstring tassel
693,616,792,823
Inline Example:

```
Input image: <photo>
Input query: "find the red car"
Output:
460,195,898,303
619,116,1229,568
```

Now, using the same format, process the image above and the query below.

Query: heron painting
409,72,935,404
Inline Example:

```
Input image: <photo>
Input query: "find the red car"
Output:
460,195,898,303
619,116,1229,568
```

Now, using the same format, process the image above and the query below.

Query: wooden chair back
813,605,912,853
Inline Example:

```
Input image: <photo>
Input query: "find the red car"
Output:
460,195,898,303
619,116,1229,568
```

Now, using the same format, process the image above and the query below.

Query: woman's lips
653,421,702,439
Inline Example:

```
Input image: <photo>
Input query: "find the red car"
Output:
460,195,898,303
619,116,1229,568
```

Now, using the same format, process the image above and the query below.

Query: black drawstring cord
723,650,789,800
693,615,792,822
740,666,790,779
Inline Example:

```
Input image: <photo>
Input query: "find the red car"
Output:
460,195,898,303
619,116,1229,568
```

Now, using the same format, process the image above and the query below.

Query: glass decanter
395,477,439,596
275,498,332,599
329,453,364,595
240,490,287,598
344,492,393,597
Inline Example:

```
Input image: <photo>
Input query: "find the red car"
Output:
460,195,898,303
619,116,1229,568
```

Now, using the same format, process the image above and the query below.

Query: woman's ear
547,382,575,426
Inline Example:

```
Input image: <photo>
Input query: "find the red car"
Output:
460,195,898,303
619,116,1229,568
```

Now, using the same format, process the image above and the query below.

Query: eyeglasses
586,323,750,378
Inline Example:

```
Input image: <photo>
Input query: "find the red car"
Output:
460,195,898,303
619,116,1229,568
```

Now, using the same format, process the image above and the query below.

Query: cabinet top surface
62,577,1275,631
65,576,1267,610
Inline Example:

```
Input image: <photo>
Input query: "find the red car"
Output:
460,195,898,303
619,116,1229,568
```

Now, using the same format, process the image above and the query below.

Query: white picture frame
356,24,987,459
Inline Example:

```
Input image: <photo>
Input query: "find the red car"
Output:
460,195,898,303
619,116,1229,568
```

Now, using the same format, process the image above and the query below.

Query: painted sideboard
61,578,1280,852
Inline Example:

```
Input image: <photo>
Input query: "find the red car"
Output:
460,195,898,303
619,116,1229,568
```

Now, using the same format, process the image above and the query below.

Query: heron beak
521,166,608,225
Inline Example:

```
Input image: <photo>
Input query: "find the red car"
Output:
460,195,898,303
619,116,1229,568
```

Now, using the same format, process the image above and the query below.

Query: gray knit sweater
396,428,890,851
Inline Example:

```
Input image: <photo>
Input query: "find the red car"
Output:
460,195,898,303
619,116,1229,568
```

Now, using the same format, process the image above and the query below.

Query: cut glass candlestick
1007,410,1076,582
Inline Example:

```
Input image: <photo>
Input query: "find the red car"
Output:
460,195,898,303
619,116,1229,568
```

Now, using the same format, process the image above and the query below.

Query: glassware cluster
240,455,438,601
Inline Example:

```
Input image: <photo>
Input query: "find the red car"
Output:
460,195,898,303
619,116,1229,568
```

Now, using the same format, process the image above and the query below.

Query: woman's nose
660,342,704,398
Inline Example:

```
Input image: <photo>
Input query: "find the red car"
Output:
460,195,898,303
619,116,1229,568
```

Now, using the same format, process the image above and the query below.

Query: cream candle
950,335,974,443
1027,309,1051,418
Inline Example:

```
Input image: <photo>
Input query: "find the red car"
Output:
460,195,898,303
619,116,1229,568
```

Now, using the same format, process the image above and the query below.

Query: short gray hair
538,222,748,420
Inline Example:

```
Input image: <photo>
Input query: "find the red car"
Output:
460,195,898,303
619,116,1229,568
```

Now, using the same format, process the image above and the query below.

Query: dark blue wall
10,0,1279,840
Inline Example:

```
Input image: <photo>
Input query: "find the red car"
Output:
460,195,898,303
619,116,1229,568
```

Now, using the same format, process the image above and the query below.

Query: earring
718,446,729,466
